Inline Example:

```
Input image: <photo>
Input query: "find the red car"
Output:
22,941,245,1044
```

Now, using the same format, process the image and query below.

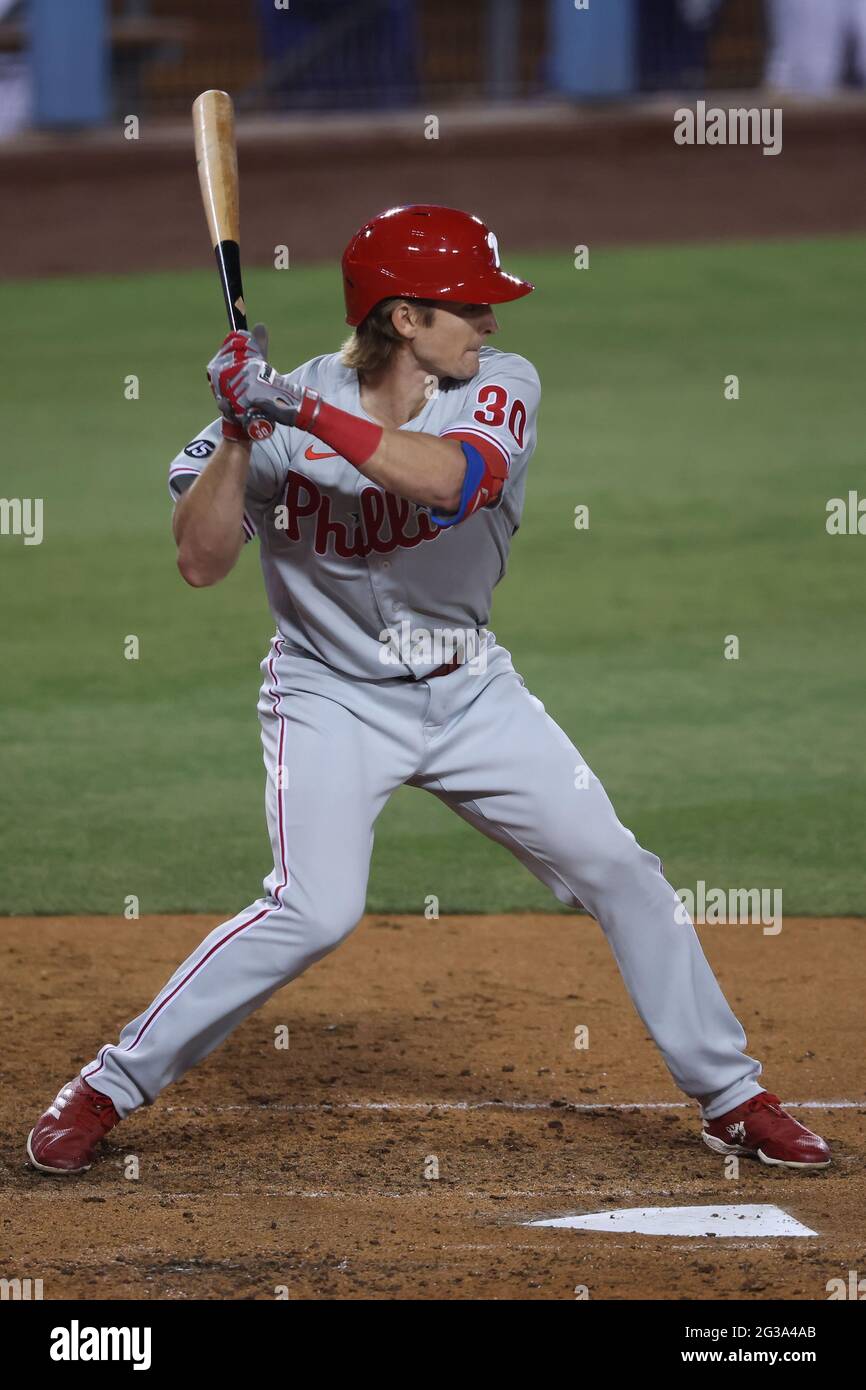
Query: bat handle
239,324,274,440
213,249,274,439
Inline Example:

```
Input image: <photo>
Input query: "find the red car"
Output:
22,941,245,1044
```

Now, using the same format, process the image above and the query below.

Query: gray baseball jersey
81,343,763,1125
168,345,540,679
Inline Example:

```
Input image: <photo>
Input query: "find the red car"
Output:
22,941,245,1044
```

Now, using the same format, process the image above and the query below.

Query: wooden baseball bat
193,89,274,439
192,89,248,331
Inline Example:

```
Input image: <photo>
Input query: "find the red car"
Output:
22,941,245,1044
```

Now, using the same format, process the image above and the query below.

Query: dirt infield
3,103,866,278
2,913,863,1300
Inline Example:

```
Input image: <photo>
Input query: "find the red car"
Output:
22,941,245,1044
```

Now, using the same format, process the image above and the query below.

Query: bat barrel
193,89,247,331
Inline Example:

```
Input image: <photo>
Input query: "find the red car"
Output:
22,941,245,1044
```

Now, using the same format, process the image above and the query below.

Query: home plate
526,1204,817,1238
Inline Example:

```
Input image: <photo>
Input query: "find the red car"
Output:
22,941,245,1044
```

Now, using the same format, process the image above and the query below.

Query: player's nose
478,307,498,335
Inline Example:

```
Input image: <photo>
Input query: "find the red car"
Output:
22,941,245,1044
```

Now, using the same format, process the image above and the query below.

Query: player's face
412,302,499,380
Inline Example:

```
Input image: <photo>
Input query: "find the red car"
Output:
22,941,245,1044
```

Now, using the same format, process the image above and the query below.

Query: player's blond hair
341,297,437,376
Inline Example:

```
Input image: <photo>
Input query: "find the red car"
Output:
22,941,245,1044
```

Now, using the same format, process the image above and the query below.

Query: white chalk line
160,1190,578,1201
164,1098,864,1115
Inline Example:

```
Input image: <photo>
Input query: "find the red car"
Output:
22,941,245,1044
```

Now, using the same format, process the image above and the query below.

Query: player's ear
389,300,416,340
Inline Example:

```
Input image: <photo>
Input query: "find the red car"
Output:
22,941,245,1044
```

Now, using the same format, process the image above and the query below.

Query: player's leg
80,679,420,1116
412,654,762,1120
31,656,423,1167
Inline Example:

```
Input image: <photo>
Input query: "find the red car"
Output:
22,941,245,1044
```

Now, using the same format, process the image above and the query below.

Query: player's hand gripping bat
192,88,274,441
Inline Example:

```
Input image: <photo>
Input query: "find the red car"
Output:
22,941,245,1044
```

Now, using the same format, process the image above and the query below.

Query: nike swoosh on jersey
304,445,339,460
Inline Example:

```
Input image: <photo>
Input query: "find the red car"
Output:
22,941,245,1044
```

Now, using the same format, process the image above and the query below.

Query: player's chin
451,350,481,381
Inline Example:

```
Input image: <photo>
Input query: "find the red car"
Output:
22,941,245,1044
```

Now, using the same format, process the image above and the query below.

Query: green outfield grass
2,237,864,915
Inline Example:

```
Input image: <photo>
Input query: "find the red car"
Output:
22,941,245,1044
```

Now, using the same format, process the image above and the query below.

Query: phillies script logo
272,469,442,557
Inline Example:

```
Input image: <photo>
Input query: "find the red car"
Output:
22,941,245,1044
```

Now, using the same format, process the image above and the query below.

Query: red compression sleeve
295,390,383,467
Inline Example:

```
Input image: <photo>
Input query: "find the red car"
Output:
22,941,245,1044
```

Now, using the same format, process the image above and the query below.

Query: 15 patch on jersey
184,438,216,460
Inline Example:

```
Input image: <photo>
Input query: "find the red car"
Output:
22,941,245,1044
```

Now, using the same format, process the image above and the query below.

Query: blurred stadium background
0,0,773,129
5,0,866,129
1,1,864,917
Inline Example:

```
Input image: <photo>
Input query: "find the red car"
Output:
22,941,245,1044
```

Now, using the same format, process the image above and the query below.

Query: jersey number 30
473,385,527,449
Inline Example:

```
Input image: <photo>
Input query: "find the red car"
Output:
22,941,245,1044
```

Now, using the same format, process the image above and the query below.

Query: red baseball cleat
26,1077,121,1175
702,1091,830,1169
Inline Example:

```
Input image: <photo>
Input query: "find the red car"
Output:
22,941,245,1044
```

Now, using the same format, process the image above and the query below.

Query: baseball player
27,206,829,1174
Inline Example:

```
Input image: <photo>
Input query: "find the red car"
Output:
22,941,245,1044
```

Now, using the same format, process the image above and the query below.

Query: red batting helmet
341,204,534,327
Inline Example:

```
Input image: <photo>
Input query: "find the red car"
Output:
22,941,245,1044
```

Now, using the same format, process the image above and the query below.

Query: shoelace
746,1092,784,1118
